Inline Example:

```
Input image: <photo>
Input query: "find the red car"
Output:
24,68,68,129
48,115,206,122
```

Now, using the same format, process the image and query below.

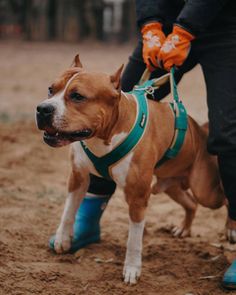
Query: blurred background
0,0,137,42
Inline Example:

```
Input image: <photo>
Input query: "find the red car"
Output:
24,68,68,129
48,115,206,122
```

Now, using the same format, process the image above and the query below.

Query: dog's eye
70,92,85,102
48,87,53,97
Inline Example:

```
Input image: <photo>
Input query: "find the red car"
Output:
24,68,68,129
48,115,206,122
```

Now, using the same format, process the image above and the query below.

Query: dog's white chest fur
72,132,134,188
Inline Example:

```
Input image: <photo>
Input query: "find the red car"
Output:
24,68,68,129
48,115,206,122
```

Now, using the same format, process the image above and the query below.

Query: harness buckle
172,99,183,112
134,85,155,99
172,100,178,112
145,86,155,95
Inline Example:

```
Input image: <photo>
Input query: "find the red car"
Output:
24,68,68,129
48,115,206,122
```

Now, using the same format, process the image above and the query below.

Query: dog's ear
110,64,124,90
72,54,83,68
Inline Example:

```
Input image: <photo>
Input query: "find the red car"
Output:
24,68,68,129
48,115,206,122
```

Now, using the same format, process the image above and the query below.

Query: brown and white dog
36,55,226,284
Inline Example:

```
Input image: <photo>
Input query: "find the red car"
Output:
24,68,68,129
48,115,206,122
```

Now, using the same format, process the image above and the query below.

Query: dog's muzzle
36,103,55,130
36,102,93,147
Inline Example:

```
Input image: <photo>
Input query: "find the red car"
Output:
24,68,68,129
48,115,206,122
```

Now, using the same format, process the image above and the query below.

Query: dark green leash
80,68,188,179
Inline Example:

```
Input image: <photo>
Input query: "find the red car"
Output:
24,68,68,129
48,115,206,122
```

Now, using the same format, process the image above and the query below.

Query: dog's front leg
123,182,150,284
123,218,145,284
54,169,89,254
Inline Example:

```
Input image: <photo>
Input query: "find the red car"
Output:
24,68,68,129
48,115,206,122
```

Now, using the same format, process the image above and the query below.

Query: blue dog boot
49,194,111,253
222,260,236,289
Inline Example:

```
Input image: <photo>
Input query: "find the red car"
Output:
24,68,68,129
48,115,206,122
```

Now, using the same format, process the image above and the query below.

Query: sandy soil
0,41,235,295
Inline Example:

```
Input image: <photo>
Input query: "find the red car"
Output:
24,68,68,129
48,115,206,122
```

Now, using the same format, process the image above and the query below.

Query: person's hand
158,25,195,71
141,22,166,71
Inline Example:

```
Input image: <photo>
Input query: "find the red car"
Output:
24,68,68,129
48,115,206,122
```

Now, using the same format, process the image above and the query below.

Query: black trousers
88,25,236,220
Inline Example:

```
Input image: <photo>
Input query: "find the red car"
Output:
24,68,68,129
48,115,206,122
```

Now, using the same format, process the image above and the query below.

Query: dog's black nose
36,103,55,130
37,103,55,115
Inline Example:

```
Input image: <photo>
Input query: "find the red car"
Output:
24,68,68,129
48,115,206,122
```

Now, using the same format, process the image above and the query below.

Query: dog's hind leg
189,152,225,210
165,185,197,237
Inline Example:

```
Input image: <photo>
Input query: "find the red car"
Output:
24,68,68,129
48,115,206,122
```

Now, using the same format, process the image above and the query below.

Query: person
50,0,236,289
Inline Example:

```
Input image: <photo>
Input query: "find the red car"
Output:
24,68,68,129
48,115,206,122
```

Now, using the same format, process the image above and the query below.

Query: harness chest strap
80,90,149,180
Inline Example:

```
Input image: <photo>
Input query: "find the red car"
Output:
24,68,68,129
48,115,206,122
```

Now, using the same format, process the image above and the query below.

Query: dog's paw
171,225,191,238
123,265,141,285
226,229,236,244
54,231,71,254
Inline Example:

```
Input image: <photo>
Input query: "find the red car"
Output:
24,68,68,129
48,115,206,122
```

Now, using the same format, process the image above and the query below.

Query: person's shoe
49,194,111,253
222,260,236,289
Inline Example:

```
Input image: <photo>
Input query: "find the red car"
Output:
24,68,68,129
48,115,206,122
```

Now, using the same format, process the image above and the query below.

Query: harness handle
138,67,180,103
139,69,151,85
170,67,180,102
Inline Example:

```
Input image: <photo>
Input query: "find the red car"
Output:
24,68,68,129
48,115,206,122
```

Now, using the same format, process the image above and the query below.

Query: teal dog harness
80,86,149,179
80,68,188,179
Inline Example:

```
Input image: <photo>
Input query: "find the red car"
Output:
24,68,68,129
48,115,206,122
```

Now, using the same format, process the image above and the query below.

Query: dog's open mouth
43,129,93,147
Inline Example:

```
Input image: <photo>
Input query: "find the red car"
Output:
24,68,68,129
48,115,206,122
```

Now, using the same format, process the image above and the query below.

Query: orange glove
158,25,195,71
141,22,166,71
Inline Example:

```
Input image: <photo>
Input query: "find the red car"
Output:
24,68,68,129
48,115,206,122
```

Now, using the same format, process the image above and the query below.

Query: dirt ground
0,41,235,295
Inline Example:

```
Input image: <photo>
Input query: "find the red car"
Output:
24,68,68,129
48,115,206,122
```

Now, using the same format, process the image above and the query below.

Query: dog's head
36,54,123,147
